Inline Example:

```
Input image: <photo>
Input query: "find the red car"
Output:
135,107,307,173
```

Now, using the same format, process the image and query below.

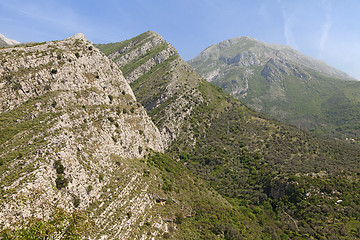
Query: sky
1,0,359,79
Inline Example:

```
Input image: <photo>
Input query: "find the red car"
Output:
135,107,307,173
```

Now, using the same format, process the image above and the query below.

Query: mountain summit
190,36,353,81
189,36,360,139
0,33,19,47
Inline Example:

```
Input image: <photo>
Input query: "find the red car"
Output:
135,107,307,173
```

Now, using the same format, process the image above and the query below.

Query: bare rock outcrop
0,35,168,239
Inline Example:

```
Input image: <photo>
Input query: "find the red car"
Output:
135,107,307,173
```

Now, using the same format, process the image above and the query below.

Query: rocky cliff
0,34,172,239
97,31,206,148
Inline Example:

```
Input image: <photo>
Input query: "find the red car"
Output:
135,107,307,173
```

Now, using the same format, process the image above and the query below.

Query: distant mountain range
0,33,19,47
189,36,360,140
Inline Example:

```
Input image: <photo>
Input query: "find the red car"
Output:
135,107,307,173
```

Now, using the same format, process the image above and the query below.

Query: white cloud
319,0,332,52
281,6,298,49
0,0,93,39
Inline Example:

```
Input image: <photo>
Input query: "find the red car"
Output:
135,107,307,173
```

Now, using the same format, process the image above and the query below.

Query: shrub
54,160,65,174
75,52,80,58
55,175,68,189
50,69,57,74
86,185,93,194
143,169,150,177
175,212,184,224
73,195,81,208
11,83,21,91
98,173,104,182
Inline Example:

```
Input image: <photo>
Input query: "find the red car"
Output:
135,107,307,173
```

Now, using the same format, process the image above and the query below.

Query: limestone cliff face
98,31,205,148
107,31,177,83
0,34,169,238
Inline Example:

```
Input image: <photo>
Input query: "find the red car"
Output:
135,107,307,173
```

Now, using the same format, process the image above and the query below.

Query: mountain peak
68,33,87,41
0,33,19,47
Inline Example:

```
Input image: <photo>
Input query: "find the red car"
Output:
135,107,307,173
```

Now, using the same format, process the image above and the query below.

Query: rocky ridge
0,34,171,238
0,33,19,47
97,31,206,148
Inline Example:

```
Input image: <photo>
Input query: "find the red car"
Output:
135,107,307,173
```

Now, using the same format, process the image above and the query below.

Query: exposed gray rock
0,33,19,47
0,35,167,239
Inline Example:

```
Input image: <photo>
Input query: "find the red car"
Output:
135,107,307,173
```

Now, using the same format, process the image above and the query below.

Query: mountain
188,36,360,140
1,30,360,239
99,31,360,239
97,31,206,149
0,33,167,238
0,33,19,47
0,32,279,240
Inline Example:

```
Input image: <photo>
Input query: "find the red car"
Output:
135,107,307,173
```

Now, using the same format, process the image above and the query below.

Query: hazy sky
1,0,359,79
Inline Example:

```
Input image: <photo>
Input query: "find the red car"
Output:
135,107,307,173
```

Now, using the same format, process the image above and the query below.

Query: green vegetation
121,43,169,77
95,31,152,56
168,81,360,239
0,209,93,239
146,152,264,239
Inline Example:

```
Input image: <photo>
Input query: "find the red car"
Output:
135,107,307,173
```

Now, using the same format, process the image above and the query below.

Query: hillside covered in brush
99,31,360,239
188,36,360,141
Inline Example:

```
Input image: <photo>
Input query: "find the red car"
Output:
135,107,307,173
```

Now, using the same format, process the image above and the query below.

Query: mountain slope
188,36,360,140
100,31,360,239
0,33,169,239
97,31,207,149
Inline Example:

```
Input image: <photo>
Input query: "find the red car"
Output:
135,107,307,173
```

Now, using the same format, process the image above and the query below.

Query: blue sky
1,0,359,79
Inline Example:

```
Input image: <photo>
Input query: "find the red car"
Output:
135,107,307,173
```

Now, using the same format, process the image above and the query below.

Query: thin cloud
281,6,298,49
2,1,92,39
319,0,332,52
